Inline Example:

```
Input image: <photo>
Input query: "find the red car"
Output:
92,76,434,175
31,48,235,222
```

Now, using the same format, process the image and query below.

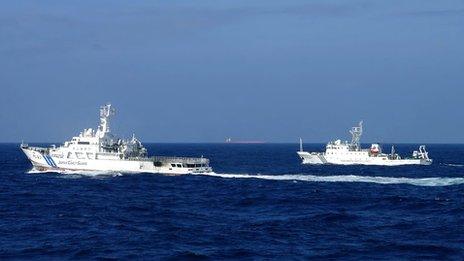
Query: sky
0,0,463,143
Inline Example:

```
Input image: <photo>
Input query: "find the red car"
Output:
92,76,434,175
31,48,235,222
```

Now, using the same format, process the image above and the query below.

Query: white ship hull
21,104,214,175
297,122,432,166
297,151,432,166
22,147,212,175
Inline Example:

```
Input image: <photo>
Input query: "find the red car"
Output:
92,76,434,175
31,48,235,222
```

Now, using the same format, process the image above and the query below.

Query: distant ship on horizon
225,137,266,144
298,121,432,166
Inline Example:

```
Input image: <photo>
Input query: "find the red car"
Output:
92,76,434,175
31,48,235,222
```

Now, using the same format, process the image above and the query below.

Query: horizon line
2,141,464,145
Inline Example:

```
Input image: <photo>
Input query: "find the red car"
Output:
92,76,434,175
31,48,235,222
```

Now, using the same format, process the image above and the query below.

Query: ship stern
297,151,326,164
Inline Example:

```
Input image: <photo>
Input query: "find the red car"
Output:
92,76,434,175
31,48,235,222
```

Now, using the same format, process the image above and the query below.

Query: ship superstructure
297,121,432,166
21,104,212,174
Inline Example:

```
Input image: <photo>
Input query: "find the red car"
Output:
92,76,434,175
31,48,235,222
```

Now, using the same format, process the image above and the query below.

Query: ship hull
297,151,432,166
22,148,212,175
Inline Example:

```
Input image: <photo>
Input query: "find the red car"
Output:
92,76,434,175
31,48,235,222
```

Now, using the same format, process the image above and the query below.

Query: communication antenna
99,103,115,133
349,121,363,151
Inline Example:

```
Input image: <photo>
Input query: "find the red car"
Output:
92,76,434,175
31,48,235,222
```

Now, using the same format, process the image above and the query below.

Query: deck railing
127,156,209,164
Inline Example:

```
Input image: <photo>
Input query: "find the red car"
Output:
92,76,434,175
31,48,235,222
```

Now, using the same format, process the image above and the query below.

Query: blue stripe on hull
42,155,57,168
48,156,57,167
43,155,51,166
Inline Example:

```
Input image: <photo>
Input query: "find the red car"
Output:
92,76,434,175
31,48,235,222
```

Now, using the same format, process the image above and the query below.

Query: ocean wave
196,173,464,187
443,163,464,167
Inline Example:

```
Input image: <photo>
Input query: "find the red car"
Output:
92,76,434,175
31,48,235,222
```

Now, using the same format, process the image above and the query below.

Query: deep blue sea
1,143,463,260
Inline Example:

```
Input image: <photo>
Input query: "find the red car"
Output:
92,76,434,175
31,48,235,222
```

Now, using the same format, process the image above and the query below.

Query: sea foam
28,168,122,177
27,168,464,186
196,173,464,187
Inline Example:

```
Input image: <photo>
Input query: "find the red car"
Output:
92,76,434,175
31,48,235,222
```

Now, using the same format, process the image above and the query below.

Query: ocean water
1,143,463,259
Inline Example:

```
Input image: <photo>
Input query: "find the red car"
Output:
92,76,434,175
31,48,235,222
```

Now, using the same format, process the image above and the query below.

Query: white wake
443,163,464,167
27,168,122,177
195,173,464,187
27,168,464,186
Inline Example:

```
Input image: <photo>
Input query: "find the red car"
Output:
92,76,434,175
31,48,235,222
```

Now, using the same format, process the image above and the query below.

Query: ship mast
349,121,363,151
98,104,115,136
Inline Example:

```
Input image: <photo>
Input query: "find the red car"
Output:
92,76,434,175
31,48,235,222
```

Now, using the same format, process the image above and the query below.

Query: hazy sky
1,0,463,143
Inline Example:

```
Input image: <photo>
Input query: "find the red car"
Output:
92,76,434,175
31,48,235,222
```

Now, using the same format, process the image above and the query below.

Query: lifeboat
370,143,381,155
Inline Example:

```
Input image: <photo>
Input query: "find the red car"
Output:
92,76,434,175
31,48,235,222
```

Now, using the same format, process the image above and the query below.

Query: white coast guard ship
297,121,432,166
21,104,212,174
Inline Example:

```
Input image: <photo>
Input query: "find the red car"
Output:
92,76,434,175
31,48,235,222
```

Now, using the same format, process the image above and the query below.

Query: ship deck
127,156,209,164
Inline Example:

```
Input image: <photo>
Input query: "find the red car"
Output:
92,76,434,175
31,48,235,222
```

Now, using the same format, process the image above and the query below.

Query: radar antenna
99,103,115,134
349,121,363,151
